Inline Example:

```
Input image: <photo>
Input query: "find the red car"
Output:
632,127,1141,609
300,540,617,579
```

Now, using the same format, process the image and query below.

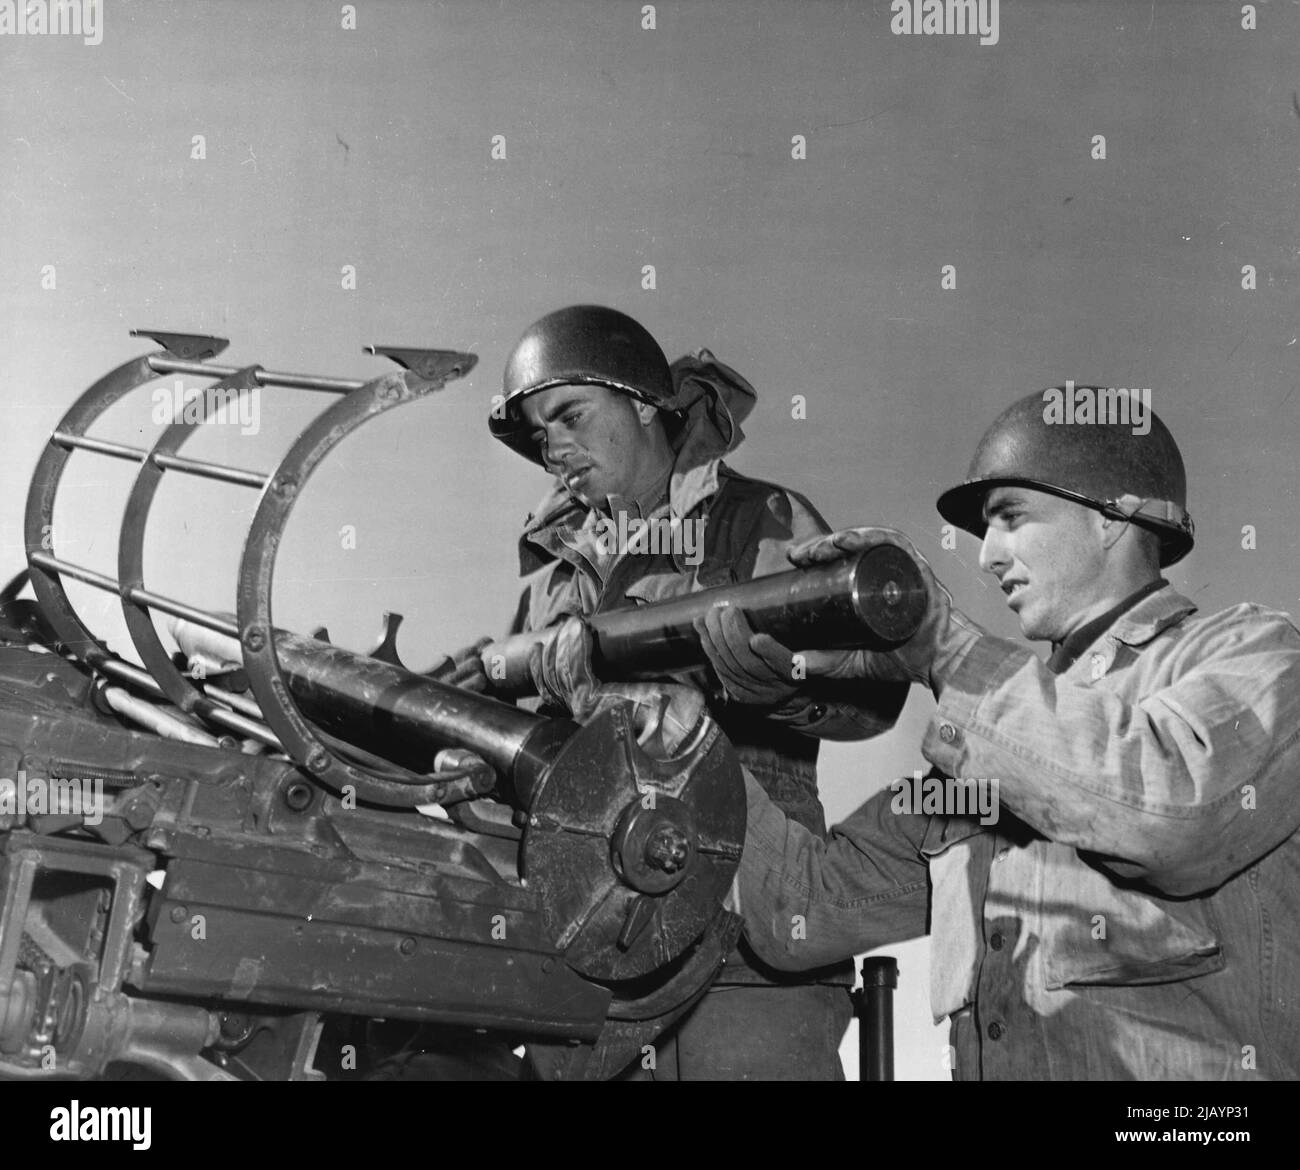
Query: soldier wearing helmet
617,386,1300,1079
445,305,908,1080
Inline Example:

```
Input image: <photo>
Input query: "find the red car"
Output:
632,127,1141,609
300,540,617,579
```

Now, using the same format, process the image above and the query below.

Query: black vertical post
855,956,898,1081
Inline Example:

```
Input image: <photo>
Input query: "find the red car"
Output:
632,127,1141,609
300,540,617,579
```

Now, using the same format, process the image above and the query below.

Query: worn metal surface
0,659,618,1077
172,620,746,982
522,705,744,982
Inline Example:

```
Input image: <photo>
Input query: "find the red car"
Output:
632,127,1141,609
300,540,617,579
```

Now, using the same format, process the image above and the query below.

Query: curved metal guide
236,363,476,806
24,330,477,802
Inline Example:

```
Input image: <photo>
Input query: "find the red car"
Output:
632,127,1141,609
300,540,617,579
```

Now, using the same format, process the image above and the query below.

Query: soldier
535,388,1300,1077
701,390,1300,1079
447,304,907,1080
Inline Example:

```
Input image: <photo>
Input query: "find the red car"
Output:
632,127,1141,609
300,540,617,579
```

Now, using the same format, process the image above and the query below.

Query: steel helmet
935,387,1194,566
490,305,677,465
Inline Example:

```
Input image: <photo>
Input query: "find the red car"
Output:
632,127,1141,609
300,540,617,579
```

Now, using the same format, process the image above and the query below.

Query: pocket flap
1041,858,1225,989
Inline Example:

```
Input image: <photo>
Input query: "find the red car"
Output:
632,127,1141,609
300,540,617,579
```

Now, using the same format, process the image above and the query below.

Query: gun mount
1,330,925,1082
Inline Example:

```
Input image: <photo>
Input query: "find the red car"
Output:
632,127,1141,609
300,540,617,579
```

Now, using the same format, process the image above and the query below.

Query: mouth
552,463,593,491
1000,579,1028,608
563,466,593,491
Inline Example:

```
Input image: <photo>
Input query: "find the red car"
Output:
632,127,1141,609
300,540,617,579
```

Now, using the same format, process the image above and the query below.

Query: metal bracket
129,330,230,361
365,347,477,384
368,612,406,669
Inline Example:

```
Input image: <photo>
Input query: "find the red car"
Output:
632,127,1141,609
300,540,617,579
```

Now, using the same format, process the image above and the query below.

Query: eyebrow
526,392,589,428
983,492,1027,520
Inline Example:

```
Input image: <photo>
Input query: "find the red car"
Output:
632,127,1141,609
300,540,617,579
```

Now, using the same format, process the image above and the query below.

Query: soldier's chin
566,485,597,510
1017,612,1060,644
1013,601,1046,640
566,474,609,511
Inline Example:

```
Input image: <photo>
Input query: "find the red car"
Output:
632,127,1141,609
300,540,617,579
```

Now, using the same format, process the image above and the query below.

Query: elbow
1095,819,1241,897
740,913,846,972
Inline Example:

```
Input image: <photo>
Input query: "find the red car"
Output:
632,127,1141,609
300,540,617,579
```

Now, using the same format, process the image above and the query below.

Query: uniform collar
1046,578,1187,673
519,455,727,576
1106,581,1198,646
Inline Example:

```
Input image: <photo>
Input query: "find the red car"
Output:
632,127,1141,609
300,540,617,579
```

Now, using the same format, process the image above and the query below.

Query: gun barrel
171,543,924,788
171,621,566,801
484,543,927,695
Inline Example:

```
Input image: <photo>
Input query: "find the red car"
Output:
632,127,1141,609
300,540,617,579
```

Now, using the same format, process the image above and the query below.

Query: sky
3,0,1298,1079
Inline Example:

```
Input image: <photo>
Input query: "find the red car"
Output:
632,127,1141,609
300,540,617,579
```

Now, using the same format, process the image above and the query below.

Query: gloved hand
530,616,707,757
529,617,598,716
693,604,801,708
786,526,983,696
426,636,494,693
692,598,908,721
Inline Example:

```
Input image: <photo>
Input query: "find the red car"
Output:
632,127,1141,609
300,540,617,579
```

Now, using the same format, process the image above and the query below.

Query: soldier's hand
694,605,802,707
695,603,893,704
426,636,494,693
786,524,920,569
787,526,981,694
530,617,706,757
605,684,707,758
529,617,598,716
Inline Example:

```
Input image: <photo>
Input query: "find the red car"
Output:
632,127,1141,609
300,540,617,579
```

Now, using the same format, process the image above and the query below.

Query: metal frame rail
24,329,477,807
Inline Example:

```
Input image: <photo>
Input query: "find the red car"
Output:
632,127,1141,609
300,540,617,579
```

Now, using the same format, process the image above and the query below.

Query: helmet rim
492,305,675,466
936,475,1194,568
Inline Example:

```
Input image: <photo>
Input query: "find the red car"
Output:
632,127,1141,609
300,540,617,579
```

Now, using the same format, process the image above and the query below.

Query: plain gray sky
3,0,1297,1079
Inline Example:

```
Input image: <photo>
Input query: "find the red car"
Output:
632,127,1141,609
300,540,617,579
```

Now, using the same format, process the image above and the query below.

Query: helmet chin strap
1098,494,1150,549
1105,492,1191,526
1098,492,1194,549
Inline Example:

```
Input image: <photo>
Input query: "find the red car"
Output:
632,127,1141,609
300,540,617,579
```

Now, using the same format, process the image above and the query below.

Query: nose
541,429,574,470
979,526,1010,576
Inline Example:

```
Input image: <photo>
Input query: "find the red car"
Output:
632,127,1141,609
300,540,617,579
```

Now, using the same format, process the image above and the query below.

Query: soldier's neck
600,455,674,519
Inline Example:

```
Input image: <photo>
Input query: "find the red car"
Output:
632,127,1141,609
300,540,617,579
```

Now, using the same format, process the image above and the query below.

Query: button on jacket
738,584,1300,1078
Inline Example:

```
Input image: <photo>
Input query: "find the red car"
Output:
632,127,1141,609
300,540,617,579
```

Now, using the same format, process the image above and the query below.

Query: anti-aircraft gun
0,331,926,1081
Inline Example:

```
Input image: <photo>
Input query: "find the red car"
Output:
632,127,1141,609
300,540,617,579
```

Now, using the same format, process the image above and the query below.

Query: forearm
739,773,929,970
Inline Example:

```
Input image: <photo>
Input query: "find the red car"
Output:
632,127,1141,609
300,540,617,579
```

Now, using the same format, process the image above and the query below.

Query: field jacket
738,584,1300,1077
